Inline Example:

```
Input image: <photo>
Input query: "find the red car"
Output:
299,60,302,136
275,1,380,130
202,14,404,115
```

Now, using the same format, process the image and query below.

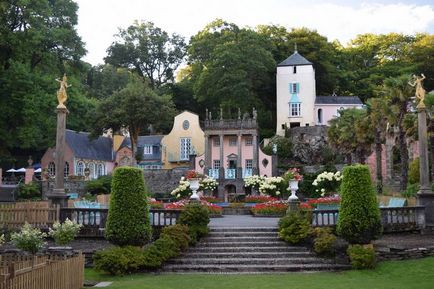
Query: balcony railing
208,169,219,179
243,168,253,178
225,169,236,179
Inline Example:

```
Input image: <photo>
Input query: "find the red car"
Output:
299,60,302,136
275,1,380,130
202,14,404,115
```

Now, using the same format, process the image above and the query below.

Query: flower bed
201,196,223,203
149,200,164,209
299,196,341,210
245,195,278,203
165,199,222,216
251,201,288,216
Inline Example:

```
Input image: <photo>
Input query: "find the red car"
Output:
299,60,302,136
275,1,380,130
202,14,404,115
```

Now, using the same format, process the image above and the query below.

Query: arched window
88,162,95,179
76,161,85,176
64,162,69,177
317,109,323,124
97,164,105,177
48,162,55,177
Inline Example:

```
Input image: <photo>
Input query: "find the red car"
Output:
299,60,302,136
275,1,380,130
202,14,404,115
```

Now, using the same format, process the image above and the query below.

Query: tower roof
277,51,312,67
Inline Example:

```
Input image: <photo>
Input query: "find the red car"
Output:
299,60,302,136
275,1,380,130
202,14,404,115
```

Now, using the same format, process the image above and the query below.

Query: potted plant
283,168,303,200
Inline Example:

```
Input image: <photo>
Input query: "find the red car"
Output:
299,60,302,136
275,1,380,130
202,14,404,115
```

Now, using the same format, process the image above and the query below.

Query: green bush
160,225,190,251
262,136,293,160
297,172,319,198
94,246,146,275
178,204,210,244
48,219,82,245
311,227,337,256
336,165,382,244
402,183,419,198
17,182,41,200
278,211,311,245
105,167,151,246
347,244,376,269
85,175,112,195
408,158,420,184
10,223,47,254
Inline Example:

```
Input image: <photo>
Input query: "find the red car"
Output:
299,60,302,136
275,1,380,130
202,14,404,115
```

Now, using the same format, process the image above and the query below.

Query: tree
91,75,176,165
86,64,130,100
105,21,186,89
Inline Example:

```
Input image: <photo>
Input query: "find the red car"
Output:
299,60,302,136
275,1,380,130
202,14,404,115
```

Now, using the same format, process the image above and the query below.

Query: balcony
242,168,253,178
225,169,237,179
208,169,219,179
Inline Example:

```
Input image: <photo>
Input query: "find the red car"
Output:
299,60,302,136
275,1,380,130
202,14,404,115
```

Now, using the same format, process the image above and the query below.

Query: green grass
85,257,434,289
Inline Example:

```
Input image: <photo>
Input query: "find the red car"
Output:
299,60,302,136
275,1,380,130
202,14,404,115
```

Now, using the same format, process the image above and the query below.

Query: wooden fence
312,206,426,232
0,252,84,289
0,202,59,230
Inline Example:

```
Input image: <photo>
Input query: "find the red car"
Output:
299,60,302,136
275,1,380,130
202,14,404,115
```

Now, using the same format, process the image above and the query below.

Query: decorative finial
220,107,223,120
209,111,212,120
205,108,209,120
252,107,257,120
294,42,297,53
238,108,241,120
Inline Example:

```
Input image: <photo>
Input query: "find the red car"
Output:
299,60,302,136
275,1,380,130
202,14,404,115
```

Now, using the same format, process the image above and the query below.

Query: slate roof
120,135,163,161
315,96,363,105
65,130,113,161
278,51,313,67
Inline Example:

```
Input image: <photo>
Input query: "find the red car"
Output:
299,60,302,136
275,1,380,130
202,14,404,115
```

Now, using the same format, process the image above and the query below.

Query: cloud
75,0,434,65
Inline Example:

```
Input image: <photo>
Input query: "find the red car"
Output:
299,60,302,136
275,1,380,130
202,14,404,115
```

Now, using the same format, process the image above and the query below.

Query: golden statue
409,74,426,109
56,74,71,108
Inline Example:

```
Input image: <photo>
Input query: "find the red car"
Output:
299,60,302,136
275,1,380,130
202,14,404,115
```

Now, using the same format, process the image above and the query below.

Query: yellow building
161,111,205,169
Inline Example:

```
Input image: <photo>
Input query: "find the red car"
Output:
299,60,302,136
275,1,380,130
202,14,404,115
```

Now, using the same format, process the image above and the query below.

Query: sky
74,0,434,66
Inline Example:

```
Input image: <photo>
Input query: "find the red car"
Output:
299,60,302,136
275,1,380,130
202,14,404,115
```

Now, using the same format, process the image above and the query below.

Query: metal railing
208,169,219,179
242,168,253,178
225,169,236,179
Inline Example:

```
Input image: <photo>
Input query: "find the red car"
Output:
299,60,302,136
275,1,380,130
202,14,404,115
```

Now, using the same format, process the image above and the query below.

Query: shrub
17,182,41,200
178,204,210,244
278,211,311,245
94,246,146,275
402,183,419,198
297,172,319,198
311,227,337,256
85,175,112,195
408,158,420,184
312,171,342,197
49,218,82,245
160,225,190,251
336,165,382,244
11,223,47,254
105,167,151,246
153,235,180,260
347,244,376,269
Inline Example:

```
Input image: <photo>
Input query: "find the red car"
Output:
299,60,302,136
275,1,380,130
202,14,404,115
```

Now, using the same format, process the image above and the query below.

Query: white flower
321,192,325,197
177,194,181,198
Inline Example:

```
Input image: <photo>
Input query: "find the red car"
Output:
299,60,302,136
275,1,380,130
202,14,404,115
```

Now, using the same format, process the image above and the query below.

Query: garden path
209,215,279,228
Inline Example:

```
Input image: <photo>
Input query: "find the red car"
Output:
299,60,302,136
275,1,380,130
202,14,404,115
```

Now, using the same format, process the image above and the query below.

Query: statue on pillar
408,74,426,109
56,74,71,109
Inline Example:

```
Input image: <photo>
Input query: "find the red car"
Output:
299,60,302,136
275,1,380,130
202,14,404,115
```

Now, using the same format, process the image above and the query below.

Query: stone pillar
252,134,258,175
25,168,34,184
416,107,434,224
219,134,224,179
237,133,242,179
0,168,2,186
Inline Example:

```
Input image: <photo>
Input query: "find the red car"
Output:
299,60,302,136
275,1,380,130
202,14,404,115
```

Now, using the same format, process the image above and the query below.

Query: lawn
85,256,434,289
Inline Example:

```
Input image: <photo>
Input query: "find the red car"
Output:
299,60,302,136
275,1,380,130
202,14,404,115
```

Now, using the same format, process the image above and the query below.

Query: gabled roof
120,135,164,148
315,96,363,105
278,51,312,67
65,130,113,161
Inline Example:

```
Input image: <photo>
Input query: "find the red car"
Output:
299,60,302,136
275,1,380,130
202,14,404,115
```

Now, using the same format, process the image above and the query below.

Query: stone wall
376,245,434,261
287,126,330,164
143,169,188,196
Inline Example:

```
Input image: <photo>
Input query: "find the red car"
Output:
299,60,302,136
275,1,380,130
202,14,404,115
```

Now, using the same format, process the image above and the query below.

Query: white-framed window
290,103,301,116
64,162,69,177
180,137,192,161
213,137,220,146
76,161,85,176
143,145,152,155
48,162,55,177
229,137,237,146
88,162,95,179
97,163,104,177
289,82,299,94
245,137,253,146
245,159,253,169
213,160,221,169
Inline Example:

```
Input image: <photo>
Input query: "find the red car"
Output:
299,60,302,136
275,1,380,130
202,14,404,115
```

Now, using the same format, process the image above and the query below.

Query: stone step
210,227,278,232
188,246,308,253
208,231,278,237
180,251,314,258
195,241,288,248
204,236,280,242
169,257,332,265
163,263,350,273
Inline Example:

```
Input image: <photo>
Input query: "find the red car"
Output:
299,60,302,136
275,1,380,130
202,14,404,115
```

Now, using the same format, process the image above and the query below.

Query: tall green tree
91,75,176,165
105,21,186,89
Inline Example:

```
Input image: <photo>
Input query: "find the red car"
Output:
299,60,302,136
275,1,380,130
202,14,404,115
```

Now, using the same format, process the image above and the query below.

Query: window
229,137,237,146
289,82,299,94
318,108,323,124
64,162,69,177
290,103,301,116
88,163,95,179
180,138,192,160
48,162,55,177
213,137,220,146
97,164,104,177
76,161,85,176
245,159,253,169
245,137,253,146
293,66,297,74
213,160,221,169
143,145,152,155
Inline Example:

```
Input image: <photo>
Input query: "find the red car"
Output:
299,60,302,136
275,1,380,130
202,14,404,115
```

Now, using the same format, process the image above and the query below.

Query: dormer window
144,145,152,155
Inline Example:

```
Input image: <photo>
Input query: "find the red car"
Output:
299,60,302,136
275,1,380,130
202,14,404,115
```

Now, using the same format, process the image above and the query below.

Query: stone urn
288,179,299,201
189,178,200,201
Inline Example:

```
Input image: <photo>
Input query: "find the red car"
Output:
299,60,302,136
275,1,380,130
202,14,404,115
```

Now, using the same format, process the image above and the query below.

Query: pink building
195,110,273,200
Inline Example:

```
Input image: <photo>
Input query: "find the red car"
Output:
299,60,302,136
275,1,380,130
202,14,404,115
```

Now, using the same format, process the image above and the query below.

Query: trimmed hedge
178,203,210,244
105,167,151,246
336,165,382,244
278,211,311,245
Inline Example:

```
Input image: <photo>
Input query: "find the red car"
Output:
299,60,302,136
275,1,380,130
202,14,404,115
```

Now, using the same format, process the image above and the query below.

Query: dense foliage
17,182,41,200
178,204,210,244
105,167,151,246
85,175,112,195
48,218,82,245
336,165,382,244
278,211,311,245
347,244,377,269
10,223,46,254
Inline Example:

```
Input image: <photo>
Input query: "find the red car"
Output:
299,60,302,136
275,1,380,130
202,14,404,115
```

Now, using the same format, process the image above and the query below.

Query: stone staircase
163,227,349,273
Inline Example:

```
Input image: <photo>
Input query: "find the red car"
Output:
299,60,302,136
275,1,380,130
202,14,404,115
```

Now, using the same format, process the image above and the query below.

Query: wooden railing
0,252,84,289
0,203,59,229
312,206,426,232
